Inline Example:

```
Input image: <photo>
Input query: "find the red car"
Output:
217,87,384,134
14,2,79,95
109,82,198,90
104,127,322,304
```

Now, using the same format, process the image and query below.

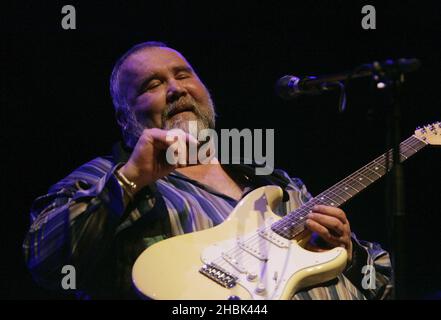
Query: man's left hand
305,205,353,262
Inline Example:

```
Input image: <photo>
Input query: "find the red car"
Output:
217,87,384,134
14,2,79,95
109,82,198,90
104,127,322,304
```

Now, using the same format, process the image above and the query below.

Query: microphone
275,75,325,100
275,58,421,100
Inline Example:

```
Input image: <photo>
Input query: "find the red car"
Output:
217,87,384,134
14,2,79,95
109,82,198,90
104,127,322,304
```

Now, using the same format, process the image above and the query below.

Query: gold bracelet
114,168,137,198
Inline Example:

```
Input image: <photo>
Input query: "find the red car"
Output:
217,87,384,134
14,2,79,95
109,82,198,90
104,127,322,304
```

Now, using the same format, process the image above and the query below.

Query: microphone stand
277,59,419,298
339,65,409,299
350,62,408,299
325,62,412,299
348,63,408,299
363,60,409,299
343,67,408,299
382,72,407,300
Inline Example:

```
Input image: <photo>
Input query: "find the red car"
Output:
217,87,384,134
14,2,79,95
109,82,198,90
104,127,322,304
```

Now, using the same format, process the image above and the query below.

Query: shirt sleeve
342,233,393,299
22,157,156,291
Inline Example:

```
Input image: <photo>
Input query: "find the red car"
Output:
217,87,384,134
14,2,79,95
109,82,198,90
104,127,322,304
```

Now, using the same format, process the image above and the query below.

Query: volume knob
255,282,266,295
247,272,258,281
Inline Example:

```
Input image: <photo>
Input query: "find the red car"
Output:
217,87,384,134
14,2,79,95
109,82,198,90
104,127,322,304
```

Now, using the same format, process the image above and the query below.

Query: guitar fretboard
271,135,427,239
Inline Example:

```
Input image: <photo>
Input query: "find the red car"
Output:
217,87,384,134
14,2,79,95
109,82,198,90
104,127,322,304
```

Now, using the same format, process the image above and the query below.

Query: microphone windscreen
275,75,297,100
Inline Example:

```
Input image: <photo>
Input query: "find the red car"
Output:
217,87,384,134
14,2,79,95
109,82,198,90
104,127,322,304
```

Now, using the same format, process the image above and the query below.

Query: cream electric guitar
132,122,440,300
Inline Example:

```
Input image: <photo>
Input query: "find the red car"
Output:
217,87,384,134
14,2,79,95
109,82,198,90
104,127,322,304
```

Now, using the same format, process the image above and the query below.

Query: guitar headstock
414,122,441,146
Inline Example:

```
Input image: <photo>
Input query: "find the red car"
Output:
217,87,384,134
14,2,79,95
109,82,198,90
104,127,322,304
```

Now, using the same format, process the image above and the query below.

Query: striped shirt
23,143,392,299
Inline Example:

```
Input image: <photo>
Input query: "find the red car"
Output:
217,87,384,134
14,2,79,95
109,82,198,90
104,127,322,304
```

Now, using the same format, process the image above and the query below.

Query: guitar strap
221,162,291,202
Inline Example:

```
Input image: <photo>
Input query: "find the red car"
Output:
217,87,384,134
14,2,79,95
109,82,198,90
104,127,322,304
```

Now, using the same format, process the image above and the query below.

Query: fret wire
341,182,359,193
337,137,417,191
317,194,338,205
360,170,378,182
328,184,357,202
364,165,383,178
318,167,373,204
359,171,374,182
371,159,387,170
273,135,427,238
280,166,386,229
281,196,333,229
399,135,420,154
371,163,386,177
325,137,417,206
402,141,418,153
278,205,312,228
349,177,366,191
403,136,426,154
329,186,352,200
374,137,419,167
326,187,347,200
327,167,377,205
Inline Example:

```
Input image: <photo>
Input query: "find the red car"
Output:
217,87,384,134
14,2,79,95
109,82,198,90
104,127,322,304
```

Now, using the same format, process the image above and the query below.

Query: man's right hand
117,128,199,194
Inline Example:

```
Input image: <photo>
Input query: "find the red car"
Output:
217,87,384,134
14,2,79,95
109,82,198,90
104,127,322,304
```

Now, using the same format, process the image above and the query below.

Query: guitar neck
272,134,428,239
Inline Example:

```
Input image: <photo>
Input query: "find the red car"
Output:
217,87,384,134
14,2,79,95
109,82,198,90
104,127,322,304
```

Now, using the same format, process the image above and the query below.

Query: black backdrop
2,1,440,299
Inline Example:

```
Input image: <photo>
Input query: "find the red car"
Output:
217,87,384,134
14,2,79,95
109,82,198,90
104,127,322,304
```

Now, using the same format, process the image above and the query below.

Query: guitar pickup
258,229,290,248
222,252,247,273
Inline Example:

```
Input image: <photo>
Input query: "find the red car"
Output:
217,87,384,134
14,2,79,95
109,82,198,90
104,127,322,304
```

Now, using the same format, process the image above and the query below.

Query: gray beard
124,97,216,148
163,117,209,138
162,99,215,138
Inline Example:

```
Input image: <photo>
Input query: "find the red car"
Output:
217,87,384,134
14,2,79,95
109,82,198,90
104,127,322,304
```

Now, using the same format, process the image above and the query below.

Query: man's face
118,47,215,136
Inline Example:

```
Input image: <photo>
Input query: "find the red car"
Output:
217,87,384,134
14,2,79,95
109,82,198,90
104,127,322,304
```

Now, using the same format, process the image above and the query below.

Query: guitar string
257,136,425,242
216,136,423,266
208,136,424,272
210,137,426,277
207,135,426,275
216,128,436,280
212,136,427,281
230,136,423,245
268,135,425,236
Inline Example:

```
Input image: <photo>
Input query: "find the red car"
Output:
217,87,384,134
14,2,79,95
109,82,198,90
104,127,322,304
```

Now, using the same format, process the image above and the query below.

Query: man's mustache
163,99,200,119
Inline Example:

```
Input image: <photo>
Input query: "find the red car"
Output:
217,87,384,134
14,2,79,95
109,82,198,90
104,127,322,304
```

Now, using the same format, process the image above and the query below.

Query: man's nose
166,79,187,103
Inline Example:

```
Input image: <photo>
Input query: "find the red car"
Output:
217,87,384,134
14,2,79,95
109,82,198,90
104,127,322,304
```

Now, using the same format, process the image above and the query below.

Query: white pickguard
201,225,345,300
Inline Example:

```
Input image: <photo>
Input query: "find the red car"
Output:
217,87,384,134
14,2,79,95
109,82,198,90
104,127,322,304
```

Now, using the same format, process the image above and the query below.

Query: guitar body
132,123,440,299
132,186,347,300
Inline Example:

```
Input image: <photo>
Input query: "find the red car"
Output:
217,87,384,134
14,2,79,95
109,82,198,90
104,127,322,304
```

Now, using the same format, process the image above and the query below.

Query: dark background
1,1,440,299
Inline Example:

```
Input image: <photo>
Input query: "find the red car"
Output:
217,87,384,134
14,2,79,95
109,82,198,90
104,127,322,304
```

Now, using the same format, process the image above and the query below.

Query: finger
312,205,348,224
177,137,188,166
186,132,200,147
164,141,180,166
167,128,199,147
305,219,341,247
145,128,193,150
307,212,345,236
183,133,200,165
146,128,176,149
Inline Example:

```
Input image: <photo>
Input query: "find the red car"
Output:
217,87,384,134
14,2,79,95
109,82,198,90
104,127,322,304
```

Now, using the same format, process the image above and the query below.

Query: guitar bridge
199,263,237,288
